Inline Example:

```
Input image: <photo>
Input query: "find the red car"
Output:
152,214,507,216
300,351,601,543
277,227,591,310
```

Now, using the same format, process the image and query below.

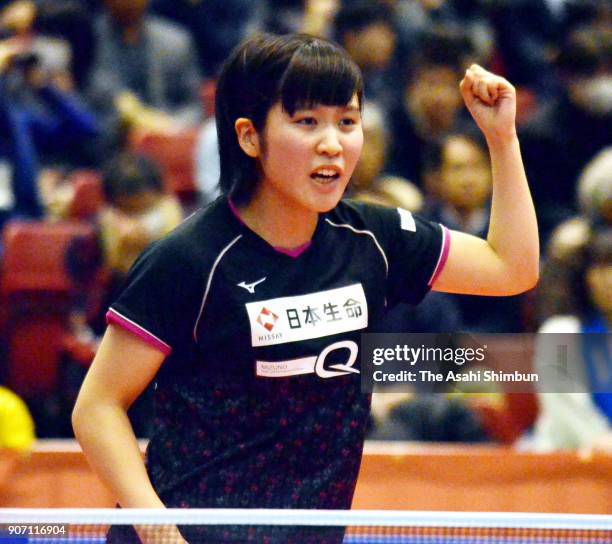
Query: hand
460,64,517,145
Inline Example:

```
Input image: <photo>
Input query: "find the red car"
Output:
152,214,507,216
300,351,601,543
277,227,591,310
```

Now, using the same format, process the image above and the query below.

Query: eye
339,117,358,127
296,117,316,126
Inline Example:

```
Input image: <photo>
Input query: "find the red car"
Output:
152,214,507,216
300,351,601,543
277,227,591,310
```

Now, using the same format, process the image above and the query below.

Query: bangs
278,38,363,114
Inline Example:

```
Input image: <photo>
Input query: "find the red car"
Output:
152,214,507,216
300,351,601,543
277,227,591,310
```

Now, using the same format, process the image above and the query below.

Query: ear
235,118,261,158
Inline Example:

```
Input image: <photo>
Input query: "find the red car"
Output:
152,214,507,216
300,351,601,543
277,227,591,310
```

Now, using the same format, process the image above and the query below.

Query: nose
316,126,342,156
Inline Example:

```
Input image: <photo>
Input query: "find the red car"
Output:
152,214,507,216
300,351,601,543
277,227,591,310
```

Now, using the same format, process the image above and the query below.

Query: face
405,66,463,139
254,95,363,214
440,136,491,212
345,23,396,71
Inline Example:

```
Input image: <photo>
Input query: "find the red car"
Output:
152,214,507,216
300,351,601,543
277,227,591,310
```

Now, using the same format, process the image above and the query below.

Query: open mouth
310,168,342,184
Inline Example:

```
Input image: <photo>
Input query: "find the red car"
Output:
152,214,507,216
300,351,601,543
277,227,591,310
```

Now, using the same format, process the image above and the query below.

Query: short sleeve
355,203,449,306
106,239,197,356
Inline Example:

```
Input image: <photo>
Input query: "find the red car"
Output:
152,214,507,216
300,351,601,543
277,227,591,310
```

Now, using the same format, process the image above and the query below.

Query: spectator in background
66,153,183,337
0,0,98,168
532,228,612,455
151,0,261,78
98,153,183,283
423,131,490,237
485,0,561,92
392,0,493,64
347,101,423,211
0,39,42,233
261,0,305,35
423,130,527,333
86,0,202,148
333,1,400,106
544,0,610,36
519,26,611,245
0,38,100,170
0,0,96,90
536,147,612,326
385,26,473,190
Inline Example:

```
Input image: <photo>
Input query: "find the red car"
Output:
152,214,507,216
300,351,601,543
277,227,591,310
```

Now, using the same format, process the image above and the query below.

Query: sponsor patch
256,340,360,379
246,283,368,347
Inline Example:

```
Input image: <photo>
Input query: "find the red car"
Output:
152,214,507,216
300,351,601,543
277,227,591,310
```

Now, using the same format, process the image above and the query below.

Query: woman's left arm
432,65,539,296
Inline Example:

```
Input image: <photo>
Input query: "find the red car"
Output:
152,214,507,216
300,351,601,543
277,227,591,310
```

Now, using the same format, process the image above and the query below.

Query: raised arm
72,325,186,543
432,65,539,296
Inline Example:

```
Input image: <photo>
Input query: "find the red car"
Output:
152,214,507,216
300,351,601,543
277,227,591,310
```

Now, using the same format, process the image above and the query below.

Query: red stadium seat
0,221,95,398
67,170,105,221
130,129,199,203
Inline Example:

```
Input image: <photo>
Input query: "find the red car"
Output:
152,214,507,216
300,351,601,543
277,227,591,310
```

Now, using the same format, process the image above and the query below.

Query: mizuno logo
238,277,267,294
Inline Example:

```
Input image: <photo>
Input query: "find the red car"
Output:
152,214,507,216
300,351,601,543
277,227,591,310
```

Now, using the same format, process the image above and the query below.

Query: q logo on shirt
314,340,360,378
256,340,360,379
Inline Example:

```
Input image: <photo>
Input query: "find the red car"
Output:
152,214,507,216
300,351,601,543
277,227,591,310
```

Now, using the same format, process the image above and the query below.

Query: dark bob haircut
215,33,364,205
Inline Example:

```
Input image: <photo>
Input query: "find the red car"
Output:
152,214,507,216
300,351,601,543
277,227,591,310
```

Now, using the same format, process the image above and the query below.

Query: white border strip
0,509,610,530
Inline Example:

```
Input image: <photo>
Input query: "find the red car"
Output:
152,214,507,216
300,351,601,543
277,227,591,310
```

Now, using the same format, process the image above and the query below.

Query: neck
234,189,319,249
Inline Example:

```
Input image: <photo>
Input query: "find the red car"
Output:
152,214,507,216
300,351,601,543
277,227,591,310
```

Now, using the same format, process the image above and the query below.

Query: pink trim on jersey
428,224,451,286
273,241,312,258
106,308,172,356
228,199,312,259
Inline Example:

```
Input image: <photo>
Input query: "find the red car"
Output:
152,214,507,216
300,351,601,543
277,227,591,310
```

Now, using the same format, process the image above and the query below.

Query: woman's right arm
73,325,188,543
72,324,166,508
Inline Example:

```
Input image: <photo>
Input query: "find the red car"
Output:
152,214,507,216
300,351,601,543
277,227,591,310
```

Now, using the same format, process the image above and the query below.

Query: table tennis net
1,508,610,543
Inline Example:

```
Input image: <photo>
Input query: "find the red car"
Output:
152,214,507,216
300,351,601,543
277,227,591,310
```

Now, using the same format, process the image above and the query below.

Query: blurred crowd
0,1,610,451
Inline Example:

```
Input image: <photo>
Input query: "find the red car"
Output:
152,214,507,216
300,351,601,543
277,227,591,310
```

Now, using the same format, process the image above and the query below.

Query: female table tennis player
73,33,538,543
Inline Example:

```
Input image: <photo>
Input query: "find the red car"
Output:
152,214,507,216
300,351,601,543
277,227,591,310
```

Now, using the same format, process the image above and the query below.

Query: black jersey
106,198,448,543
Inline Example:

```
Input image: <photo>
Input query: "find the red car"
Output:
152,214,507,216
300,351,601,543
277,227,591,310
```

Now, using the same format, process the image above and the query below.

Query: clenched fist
460,64,517,146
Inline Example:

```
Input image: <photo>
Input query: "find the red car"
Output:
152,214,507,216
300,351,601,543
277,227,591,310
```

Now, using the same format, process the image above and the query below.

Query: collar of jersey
226,198,325,259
